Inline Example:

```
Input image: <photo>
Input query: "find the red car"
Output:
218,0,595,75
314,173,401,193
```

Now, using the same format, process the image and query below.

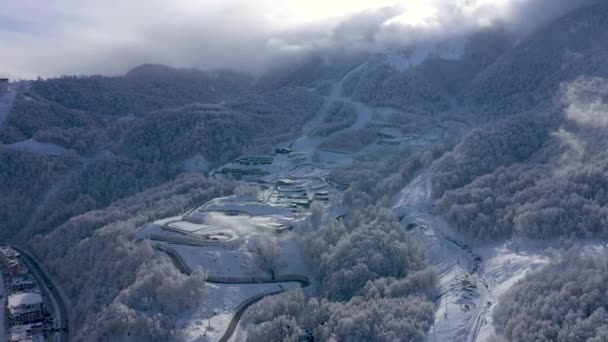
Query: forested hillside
0,65,323,243
493,250,608,341
1,1,608,341
30,173,235,341
431,1,608,241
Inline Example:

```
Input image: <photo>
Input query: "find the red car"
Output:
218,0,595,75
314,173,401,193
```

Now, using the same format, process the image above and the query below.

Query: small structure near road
9,322,44,342
8,292,45,326
219,167,268,179
255,222,292,234
275,147,292,155
313,191,329,202
0,246,22,276
10,278,36,292
236,156,273,165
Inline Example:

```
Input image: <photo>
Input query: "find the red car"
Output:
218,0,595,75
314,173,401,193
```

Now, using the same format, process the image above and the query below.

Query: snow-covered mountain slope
4,2,608,341
392,170,608,341
380,38,466,72
392,172,547,341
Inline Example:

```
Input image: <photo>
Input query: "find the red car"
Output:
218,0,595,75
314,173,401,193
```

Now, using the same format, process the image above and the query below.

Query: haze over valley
1,1,608,341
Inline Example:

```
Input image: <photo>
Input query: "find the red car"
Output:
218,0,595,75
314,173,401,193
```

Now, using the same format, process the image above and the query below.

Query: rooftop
10,322,43,342
12,278,35,285
8,292,43,308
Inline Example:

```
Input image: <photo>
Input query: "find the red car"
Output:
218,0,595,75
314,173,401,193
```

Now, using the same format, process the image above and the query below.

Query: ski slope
392,172,552,342
3,138,66,156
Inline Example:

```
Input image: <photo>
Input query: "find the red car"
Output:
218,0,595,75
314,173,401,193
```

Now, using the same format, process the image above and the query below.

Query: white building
10,322,44,342
7,292,44,326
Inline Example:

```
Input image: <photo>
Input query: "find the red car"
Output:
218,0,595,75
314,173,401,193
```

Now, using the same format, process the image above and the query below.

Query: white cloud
552,128,585,161
0,0,594,78
563,76,608,127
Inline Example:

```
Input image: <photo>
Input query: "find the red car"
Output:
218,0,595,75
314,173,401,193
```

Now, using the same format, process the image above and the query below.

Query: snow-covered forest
243,205,438,342
2,1,608,341
493,249,608,341
0,66,323,241
31,173,235,341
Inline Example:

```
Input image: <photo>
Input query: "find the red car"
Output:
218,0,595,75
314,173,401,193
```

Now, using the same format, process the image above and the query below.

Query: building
10,323,44,342
275,147,292,154
0,246,20,265
8,292,45,326
11,278,37,292
7,260,21,277
220,167,268,179
313,191,329,202
10,322,44,342
237,156,274,165
277,179,297,186
1,247,22,276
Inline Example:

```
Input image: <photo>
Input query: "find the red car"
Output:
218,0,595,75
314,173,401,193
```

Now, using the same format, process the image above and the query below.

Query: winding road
155,245,310,342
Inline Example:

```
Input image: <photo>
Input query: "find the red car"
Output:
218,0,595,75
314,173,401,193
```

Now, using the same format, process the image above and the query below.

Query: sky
0,0,593,79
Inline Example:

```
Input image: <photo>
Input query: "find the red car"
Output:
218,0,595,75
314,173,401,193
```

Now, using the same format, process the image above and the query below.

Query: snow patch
3,138,66,156
178,282,300,342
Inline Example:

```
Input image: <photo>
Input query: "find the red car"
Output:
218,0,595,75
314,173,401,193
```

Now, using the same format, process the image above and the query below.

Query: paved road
156,245,310,342
10,245,69,342
217,288,285,342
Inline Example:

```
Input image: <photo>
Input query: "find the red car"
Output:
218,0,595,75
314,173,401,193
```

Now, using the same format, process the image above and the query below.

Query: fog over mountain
2,1,608,342
1,0,594,78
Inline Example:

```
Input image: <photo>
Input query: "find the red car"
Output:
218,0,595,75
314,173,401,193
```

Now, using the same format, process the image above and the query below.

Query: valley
135,63,465,340
130,58,541,341
3,2,608,340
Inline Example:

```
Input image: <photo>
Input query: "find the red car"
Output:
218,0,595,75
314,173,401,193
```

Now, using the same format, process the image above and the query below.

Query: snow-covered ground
139,188,311,341
292,65,361,153
392,172,523,341
475,238,607,341
3,138,66,156
174,245,253,277
392,171,607,341
393,172,491,342
138,58,467,341
178,281,300,342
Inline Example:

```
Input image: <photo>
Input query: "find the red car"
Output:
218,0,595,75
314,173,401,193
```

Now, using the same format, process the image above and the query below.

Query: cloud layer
0,0,594,79
563,76,608,128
